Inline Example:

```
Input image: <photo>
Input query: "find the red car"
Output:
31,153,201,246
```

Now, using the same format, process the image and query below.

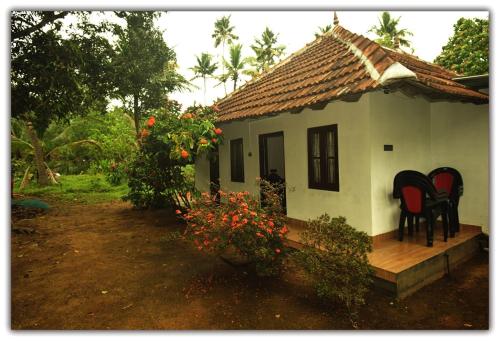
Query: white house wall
430,102,489,234
199,96,374,235
369,91,431,236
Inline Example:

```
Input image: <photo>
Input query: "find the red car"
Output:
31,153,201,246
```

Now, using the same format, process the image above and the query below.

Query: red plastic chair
428,167,463,236
393,170,450,247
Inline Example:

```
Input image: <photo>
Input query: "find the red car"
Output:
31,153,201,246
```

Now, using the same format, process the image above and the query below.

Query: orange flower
256,232,264,238
280,226,289,234
214,127,223,135
232,215,239,223
140,128,150,138
147,116,155,127
268,221,275,228
181,150,189,159
175,209,182,214
182,113,193,119
199,138,208,145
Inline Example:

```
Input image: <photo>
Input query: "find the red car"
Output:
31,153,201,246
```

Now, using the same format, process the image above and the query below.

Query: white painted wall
196,96,374,235
369,91,431,236
194,91,489,237
430,102,489,234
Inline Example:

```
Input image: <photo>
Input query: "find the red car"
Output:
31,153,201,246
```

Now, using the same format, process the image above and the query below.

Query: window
307,124,339,191
230,138,244,182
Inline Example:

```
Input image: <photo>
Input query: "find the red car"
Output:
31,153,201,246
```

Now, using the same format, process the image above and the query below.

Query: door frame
258,131,286,213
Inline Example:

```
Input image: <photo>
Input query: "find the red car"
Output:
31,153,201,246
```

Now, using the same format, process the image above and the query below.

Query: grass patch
15,174,129,204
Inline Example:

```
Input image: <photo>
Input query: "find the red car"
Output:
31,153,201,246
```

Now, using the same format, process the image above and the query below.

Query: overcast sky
157,11,488,108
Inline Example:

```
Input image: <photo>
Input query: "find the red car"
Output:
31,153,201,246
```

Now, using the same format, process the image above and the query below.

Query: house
194,19,489,245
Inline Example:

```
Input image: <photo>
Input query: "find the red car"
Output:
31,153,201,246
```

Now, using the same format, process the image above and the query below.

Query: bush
181,185,289,277
123,101,222,209
295,214,373,313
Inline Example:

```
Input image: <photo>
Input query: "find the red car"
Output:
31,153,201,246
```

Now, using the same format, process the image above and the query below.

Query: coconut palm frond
45,139,102,158
11,135,34,152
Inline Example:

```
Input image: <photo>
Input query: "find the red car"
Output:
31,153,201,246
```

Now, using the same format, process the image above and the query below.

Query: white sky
160,11,489,108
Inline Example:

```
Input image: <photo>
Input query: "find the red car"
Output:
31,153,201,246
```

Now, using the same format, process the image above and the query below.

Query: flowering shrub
123,100,223,209
182,186,289,276
294,214,373,313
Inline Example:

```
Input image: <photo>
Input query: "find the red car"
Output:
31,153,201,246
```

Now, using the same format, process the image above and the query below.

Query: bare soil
11,200,489,330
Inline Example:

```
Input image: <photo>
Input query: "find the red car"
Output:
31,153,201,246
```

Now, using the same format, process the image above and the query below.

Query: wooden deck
285,220,483,298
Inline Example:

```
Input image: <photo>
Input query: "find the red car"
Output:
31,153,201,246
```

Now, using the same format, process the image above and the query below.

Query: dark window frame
307,124,339,191
230,138,245,183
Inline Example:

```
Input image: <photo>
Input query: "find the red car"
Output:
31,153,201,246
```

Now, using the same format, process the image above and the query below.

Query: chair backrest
428,167,463,199
393,170,440,214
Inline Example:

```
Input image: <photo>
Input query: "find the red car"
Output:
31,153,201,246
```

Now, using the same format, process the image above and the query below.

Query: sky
159,11,489,108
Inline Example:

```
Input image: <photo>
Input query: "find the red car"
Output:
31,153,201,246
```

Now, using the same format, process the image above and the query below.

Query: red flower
175,209,182,214
275,248,281,254
256,232,264,238
232,215,239,223
181,150,189,159
280,226,289,234
140,128,150,138
214,128,223,135
147,116,155,127
211,138,217,143
268,221,275,227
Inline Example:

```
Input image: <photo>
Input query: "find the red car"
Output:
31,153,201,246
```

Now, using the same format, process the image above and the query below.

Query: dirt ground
11,200,489,330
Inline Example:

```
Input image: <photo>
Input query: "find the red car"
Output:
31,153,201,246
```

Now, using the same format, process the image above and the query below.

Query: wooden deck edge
395,234,482,299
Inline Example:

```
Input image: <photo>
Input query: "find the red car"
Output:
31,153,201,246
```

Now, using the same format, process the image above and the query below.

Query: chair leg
398,211,406,241
449,202,456,237
442,204,449,242
415,215,420,232
454,203,460,232
426,211,434,247
408,214,414,236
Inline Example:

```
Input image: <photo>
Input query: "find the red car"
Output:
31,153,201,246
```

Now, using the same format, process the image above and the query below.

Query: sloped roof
216,25,488,122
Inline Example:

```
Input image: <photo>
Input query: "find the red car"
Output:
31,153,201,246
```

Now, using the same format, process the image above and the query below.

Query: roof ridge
381,46,460,78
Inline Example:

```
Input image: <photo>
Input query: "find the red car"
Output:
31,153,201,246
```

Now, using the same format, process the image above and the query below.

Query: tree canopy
368,11,413,50
434,17,489,76
212,15,238,95
11,11,113,136
247,27,286,76
112,11,188,136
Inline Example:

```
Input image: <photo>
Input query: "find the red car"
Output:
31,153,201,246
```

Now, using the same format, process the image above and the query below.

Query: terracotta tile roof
216,25,488,122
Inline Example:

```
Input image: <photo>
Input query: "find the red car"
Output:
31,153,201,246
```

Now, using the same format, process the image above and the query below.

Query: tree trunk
233,76,237,91
203,77,207,105
133,94,140,139
222,41,227,96
25,121,49,186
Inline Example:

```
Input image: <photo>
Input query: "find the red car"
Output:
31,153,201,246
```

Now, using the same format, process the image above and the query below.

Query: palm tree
11,119,102,187
368,11,413,50
212,15,238,95
248,27,286,76
221,44,249,91
314,24,333,38
190,53,218,105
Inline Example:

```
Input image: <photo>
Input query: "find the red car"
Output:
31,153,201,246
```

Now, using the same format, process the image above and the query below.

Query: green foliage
434,18,489,76
314,24,333,38
247,27,286,77
212,15,238,93
11,109,137,177
11,11,113,136
15,174,129,204
123,103,222,209
183,183,289,277
295,214,373,312
368,11,413,50
112,11,188,135
190,52,218,103
220,44,249,91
